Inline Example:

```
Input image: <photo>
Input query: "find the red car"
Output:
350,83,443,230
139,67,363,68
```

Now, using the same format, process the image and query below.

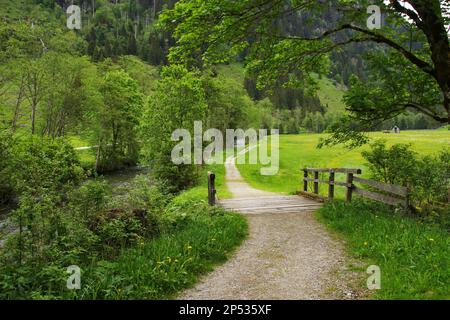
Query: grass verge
80,209,247,299
317,199,450,299
76,164,243,299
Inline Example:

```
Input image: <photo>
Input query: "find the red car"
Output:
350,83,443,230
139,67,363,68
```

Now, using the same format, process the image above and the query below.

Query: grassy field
318,200,450,299
67,135,97,169
236,130,450,196
315,76,347,113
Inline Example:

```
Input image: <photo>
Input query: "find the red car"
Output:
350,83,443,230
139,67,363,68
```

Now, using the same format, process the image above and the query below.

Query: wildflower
364,242,368,246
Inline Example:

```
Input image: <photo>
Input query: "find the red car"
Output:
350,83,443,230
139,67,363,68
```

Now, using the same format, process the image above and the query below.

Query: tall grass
80,210,247,299
77,162,243,299
318,199,450,299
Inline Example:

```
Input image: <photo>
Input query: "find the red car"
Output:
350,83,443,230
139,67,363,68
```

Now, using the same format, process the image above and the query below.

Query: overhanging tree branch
404,102,449,122
388,0,423,28
339,24,436,78
259,22,436,79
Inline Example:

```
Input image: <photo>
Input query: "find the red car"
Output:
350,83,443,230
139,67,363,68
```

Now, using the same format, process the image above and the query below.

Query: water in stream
100,166,149,195
0,166,149,247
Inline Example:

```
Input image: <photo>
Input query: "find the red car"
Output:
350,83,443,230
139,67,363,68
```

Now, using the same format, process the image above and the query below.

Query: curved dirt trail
178,155,363,300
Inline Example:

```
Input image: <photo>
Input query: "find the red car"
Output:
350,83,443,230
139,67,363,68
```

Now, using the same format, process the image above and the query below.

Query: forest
0,0,449,301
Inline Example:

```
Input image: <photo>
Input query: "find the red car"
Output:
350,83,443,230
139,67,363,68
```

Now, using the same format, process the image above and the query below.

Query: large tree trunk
410,0,450,122
31,101,36,135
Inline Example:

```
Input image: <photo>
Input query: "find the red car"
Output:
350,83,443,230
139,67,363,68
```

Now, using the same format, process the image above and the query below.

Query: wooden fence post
346,172,354,202
404,187,411,212
303,169,308,192
314,171,319,194
208,171,216,206
328,170,335,200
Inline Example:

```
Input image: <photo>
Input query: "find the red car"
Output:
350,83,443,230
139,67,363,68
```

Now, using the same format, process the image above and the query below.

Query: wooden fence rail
299,168,410,209
207,171,216,206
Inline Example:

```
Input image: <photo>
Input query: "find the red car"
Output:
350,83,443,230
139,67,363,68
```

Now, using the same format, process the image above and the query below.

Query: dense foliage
161,0,449,147
362,141,450,225
0,2,253,299
0,134,247,299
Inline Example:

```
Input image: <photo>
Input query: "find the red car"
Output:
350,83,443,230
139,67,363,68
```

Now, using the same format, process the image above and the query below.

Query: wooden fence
299,168,410,208
207,171,216,206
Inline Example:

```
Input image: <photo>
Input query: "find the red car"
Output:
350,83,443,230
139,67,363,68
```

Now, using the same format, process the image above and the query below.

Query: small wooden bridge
220,195,322,214
208,158,411,213
208,156,322,215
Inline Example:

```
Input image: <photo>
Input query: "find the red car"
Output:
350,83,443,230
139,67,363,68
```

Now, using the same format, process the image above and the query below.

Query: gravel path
178,155,364,300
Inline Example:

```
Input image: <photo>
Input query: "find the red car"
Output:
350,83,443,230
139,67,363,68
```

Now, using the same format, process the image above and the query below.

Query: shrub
362,140,418,186
8,137,84,195
96,209,143,254
67,180,111,226
362,141,450,226
125,176,172,214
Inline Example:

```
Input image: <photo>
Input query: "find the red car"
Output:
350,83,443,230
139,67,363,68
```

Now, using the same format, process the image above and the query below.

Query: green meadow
236,130,450,197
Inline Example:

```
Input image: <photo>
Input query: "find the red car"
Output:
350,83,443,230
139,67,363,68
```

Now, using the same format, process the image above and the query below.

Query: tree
96,69,143,172
0,18,89,135
160,0,450,144
0,21,49,134
203,67,254,132
39,53,102,137
140,65,207,191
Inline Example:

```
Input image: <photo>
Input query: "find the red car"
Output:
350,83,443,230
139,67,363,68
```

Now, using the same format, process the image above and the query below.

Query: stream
101,166,149,195
0,166,149,247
